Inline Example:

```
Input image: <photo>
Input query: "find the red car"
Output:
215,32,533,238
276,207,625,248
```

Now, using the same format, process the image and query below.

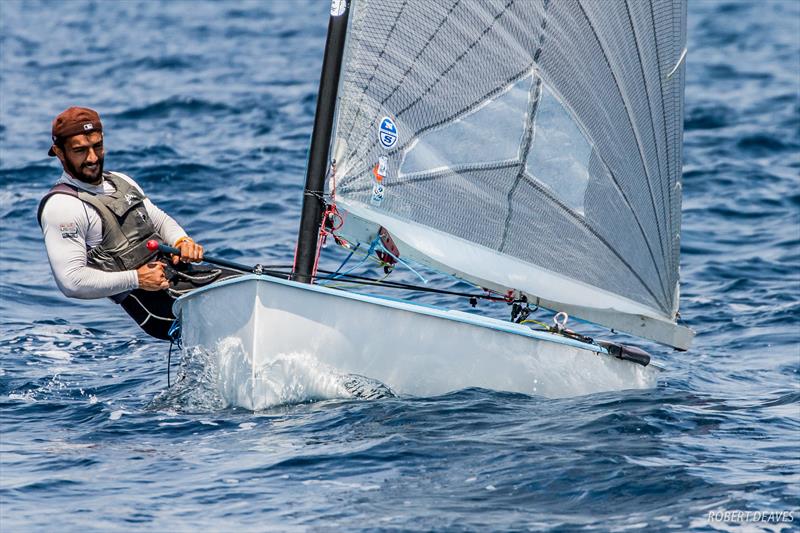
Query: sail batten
330,0,689,346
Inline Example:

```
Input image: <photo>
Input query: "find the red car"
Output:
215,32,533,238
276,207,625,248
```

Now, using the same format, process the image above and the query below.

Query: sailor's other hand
172,237,204,265
137,261,169,291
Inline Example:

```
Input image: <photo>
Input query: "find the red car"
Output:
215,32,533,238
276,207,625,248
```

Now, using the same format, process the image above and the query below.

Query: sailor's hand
172,237,204,265
137,261,169,291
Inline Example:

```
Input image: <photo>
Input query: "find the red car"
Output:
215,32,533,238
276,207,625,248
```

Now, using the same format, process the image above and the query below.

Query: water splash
149,338,396,412
148,345,226,413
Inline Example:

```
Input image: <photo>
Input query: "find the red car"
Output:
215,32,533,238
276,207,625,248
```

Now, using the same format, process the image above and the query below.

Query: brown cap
48,107,103,156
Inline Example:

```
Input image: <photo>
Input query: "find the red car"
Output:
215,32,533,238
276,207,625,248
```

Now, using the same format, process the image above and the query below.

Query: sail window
399,76,533,176
331,0,688,326
525,85,592,215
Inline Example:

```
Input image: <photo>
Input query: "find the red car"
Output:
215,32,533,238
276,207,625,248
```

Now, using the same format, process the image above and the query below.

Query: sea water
1,1,798,530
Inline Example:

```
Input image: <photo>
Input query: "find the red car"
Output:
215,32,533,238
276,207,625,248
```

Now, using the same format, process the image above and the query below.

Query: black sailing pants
119,262,240,340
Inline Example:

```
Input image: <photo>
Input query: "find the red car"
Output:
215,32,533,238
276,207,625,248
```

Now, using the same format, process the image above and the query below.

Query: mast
292,0,351,283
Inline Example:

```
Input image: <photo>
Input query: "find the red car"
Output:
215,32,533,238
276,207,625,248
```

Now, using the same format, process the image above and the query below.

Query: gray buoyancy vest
37,172,162,272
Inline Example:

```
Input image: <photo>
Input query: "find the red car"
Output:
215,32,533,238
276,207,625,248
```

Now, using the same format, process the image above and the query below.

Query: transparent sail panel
400,75,532,176
331,0,686,321
525,85,592,215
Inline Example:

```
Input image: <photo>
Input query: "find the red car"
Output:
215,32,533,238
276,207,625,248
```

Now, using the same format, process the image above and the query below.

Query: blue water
1,0,798,530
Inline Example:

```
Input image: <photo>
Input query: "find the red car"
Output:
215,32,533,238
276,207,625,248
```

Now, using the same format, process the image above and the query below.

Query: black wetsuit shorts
119,262,240,340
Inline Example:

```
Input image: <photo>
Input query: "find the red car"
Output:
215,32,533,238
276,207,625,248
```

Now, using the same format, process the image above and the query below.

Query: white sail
329,0,692,349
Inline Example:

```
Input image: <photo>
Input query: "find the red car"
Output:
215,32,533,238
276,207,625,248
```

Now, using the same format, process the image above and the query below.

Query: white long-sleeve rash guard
40,171,188,299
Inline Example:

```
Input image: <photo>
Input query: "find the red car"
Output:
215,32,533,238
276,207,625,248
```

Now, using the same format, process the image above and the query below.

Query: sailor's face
56,131,105,184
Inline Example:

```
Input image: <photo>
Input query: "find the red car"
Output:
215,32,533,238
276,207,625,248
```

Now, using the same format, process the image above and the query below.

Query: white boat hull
174,275,659,410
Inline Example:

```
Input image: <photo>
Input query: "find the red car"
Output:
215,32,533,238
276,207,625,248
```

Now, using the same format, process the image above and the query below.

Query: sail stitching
341,0,515,171
517,173,666,311
625,0,673,276
336,0,410,161
649,0,678,291
394,0,515,118
576,0,671,307
341,160,521,194
341,0,463,168
499,78,543,252
498,6,549,252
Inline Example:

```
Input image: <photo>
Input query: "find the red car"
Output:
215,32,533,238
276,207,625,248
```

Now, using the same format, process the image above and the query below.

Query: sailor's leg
118,265,241,340
119,289,176,340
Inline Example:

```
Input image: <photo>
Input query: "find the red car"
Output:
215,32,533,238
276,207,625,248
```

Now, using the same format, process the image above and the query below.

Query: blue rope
374,241,428,284
324,242,360,279
386,247,486,290
321,232,484,290
168,318,182,343
320,234,457,287
317,238,379,283
166,318,182,388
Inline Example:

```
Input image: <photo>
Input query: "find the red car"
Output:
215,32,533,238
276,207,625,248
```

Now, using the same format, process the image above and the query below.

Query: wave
111,96,233,120
100,55,199,77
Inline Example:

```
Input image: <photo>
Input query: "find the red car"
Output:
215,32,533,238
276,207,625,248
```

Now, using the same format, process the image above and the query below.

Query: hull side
175,276,658,409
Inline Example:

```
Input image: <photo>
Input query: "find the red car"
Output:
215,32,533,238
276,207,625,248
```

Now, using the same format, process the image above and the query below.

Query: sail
328,0,690,348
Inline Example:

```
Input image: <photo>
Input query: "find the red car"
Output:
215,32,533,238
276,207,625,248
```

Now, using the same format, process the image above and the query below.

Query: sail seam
341,0,463,168
394,1,515,118
338,63,537,189
499,9,549,252
336,0,409,165
625,0,674,282
342,0,516,172
576,0,671,308
500,77,543,252
517,173,666,312
649,0,678,292
342,160,520,194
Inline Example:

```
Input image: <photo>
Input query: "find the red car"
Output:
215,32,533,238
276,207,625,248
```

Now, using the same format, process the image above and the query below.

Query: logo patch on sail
371,156,387,206
371,182,385,206
378,116,398,149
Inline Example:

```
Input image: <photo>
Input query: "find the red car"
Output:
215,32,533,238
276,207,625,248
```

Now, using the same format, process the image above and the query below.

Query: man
38,106,234,340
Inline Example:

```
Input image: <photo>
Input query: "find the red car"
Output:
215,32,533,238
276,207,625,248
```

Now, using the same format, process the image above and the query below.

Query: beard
65,155,104,185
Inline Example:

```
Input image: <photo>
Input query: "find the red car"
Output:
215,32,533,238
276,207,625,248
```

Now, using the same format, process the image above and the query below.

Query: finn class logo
378,116,398,149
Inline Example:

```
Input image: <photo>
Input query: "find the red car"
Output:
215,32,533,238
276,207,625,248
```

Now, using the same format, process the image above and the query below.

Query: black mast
292,1,351,283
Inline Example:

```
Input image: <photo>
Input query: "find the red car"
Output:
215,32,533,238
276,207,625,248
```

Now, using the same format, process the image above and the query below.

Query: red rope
311,164,346,279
